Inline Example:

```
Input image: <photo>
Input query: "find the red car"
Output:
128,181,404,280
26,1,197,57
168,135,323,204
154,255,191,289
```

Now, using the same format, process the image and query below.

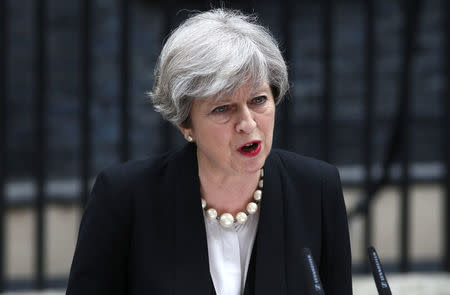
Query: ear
177,124,190,136
177,124,194,142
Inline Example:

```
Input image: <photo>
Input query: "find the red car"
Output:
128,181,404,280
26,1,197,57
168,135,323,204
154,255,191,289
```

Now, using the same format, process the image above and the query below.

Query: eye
212,105,229,113
252,96,267,104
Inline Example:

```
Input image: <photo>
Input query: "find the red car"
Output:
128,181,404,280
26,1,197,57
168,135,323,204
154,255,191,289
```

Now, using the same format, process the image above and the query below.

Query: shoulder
269,148,340,181
268,149,343,207
97,152,171,192
87,149,180,210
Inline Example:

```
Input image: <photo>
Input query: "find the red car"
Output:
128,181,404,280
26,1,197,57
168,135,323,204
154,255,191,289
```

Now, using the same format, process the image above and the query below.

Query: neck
197,159,260,216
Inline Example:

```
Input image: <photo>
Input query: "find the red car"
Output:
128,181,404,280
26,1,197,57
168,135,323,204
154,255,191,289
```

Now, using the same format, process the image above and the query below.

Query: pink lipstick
237,140,262,157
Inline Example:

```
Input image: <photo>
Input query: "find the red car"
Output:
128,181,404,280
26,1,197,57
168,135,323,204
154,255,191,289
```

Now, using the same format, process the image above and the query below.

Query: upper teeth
245,143,253,147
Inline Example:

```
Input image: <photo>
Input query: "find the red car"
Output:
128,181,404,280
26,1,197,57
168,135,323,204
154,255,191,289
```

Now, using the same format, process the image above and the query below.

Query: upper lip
237,140,261,150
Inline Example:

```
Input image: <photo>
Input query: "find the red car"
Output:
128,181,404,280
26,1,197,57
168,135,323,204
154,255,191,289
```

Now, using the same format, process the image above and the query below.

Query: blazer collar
252,151,287,294
170,144,287,295
171,143,213,294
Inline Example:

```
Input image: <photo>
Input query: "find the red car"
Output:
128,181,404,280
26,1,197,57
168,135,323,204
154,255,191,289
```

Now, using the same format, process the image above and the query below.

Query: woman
66,8,352,295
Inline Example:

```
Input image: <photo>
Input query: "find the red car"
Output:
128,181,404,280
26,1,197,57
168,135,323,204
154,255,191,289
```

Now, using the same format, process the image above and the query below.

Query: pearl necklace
201,168,264,228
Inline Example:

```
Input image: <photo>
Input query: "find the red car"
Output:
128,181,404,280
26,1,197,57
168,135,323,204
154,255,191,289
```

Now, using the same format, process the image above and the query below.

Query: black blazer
66,143,352,295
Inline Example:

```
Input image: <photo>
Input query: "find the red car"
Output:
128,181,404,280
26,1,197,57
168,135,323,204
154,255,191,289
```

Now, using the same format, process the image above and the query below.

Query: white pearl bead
206,208,217,220
253,189,262,201
201,198,206,209
219,213,234,228
236,212,248,224
260,168,264,177
259,179,264,188
247,202,258,214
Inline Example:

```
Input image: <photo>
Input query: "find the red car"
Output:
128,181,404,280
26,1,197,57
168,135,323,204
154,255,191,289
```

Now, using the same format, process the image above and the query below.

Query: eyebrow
251,85,271,96
207,85,270,107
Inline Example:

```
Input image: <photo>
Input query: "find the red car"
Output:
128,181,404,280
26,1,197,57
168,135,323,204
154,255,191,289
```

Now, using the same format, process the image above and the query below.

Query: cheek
196,125,231,148
260,110,275,132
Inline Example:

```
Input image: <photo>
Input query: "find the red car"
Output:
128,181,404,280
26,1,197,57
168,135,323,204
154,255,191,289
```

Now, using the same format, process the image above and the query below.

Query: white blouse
204,211,259,295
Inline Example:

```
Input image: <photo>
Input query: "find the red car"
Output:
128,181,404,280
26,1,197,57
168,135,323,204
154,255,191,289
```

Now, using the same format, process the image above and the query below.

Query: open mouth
238,141,262,156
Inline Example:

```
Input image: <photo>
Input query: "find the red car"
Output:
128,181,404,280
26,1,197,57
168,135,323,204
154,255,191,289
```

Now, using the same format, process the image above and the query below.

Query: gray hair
149,8,289,126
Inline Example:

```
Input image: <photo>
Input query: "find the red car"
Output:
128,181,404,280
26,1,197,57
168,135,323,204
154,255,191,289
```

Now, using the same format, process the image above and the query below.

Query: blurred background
0,0,449,293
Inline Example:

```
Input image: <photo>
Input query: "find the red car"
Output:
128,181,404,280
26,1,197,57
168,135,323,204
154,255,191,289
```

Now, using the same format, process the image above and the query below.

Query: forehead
208,81,271,104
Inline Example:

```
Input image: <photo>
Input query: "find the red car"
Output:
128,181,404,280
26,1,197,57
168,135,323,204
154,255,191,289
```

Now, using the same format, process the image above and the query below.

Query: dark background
3,0,446,178
0,0,449,291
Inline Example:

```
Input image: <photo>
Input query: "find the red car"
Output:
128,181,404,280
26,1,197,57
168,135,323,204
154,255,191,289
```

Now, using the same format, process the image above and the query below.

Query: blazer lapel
252,152,287,294
170,143,214,294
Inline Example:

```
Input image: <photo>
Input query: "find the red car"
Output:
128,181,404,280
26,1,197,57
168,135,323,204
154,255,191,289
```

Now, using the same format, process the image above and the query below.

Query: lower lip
238,142,262,157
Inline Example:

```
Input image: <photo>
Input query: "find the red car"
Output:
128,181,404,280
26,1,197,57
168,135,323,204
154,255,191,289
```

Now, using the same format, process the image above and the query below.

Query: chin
237,157,266,175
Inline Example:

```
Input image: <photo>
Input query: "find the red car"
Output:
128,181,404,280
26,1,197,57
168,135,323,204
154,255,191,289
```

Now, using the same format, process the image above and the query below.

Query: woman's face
180,81,275,176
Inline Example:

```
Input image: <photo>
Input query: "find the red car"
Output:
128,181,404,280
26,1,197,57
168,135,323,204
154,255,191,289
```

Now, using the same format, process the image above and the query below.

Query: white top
204,211,259,295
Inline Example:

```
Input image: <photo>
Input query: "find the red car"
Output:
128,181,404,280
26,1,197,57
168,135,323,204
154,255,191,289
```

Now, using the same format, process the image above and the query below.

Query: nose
235,106,257,134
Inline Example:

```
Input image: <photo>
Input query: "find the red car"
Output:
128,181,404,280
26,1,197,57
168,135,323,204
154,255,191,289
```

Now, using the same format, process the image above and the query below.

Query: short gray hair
149,8,289,126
